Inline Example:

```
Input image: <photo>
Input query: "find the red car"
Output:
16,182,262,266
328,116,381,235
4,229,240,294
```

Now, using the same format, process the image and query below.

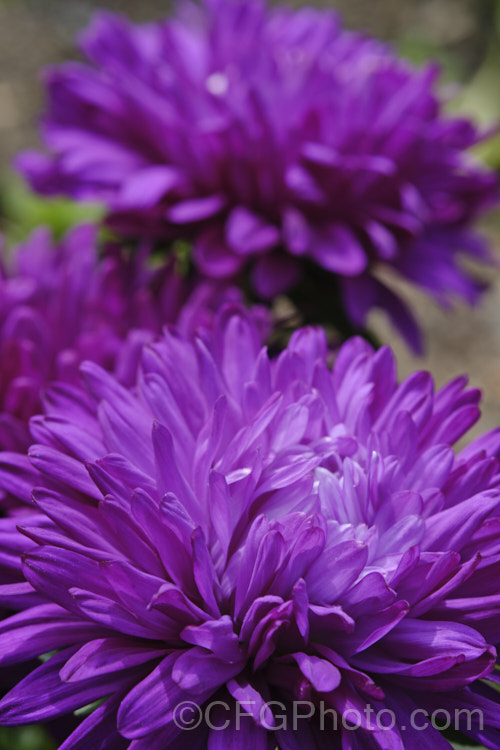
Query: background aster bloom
0,224,267,455
0,312,499,747
17,0,499,351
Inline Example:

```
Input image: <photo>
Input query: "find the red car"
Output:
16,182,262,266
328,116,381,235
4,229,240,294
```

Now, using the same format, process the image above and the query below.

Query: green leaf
74,697,107,717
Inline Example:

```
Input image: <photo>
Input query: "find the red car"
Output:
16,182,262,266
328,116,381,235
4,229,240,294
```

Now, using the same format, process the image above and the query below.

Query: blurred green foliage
0,726,55,750
0,175,104,248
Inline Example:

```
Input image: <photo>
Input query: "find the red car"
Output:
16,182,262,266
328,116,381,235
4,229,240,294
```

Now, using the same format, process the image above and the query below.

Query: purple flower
0,311,499,748
17,0,499,351
0,224,268,455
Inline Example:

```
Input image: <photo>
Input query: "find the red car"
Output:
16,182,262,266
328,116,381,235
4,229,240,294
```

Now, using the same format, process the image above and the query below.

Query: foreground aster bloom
0,311,500,748
0,225,267,455
17,0,499,350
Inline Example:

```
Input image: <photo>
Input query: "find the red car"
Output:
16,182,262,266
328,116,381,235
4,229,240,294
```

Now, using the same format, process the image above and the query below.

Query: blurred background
2,0,500,164
0,1,499,749
2,1,500,447
1,0,500,441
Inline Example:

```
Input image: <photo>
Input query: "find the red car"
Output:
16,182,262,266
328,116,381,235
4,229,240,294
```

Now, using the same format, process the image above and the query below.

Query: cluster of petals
17,0,499,350
0,310,499,748
0,224,265,455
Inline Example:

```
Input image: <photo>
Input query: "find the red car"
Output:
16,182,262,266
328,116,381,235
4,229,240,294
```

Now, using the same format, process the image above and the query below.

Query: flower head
0,311,499,747
18,0,499,350
0,225,267,454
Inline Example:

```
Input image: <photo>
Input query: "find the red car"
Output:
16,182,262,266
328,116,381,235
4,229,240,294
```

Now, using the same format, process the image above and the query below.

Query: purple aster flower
17,0,499,351
0,311,499,747
0,224,268,456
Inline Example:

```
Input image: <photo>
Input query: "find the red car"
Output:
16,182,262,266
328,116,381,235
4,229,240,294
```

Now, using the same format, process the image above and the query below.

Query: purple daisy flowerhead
0,225,267,455
0,312,500,748
17,0,499,351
